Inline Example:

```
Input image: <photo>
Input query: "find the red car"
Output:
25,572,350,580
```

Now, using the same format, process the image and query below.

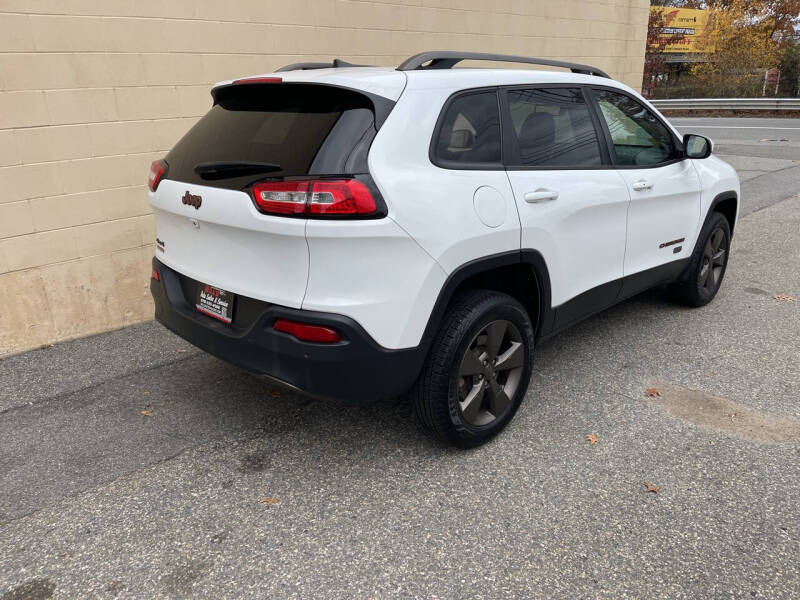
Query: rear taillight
251,179,378,218
151,267,160,281
148,159,167,191
273,319,341,343
252,181,310,215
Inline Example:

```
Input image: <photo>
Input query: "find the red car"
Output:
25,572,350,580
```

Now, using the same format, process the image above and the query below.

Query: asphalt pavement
1,118,799,599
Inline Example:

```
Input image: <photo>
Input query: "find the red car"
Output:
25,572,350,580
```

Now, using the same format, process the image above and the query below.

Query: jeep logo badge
182,191,202,209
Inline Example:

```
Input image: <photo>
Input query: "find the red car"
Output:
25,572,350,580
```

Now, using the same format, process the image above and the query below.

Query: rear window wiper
194,161,282,180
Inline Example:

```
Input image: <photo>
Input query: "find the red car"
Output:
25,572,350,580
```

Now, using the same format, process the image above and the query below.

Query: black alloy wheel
456,320,525,427
413,289,534,447
699,226,727,293
672,212,731,307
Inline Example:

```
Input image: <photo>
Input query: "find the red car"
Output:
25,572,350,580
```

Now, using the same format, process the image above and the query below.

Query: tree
704,0,800,39
642,8,687,98
689,0,786,96
778,41,800,96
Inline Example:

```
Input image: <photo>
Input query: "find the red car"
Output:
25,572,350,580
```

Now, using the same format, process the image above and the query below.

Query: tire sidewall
444,299,534,444
694,213,731,304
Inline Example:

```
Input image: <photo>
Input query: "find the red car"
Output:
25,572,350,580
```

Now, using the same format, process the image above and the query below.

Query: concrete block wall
0,0,649,356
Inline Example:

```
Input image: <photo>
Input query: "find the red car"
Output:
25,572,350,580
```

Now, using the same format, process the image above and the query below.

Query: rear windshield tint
165,84,378,190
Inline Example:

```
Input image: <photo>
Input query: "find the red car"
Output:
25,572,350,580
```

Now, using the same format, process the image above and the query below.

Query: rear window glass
432,90,502,169
505,88,602,168
165,84,377,189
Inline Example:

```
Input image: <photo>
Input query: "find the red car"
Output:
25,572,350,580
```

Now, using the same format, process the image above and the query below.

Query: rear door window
431,90,502,169
503,87,604,168
165,84,379,190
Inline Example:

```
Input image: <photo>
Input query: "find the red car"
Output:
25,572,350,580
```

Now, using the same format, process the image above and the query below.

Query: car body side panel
690,154,741,232
617,160,702,277
368,86,522,274
506,169,630,307
302,217,447,349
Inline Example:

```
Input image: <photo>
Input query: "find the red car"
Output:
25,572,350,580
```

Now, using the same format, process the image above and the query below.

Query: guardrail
650,98,800,111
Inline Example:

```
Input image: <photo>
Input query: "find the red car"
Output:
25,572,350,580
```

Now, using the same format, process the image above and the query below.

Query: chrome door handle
631,180,653,191
524,189,559,203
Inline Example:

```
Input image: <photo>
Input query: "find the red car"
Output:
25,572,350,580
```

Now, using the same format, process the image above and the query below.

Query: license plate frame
195,283,234,324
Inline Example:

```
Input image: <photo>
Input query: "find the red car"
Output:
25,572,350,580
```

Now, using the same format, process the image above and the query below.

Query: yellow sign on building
649,7,710,53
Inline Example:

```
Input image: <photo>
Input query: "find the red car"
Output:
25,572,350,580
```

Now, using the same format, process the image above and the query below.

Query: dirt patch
649,385,800,443
237,453,271,474
1,579,56,600
162,559,209,598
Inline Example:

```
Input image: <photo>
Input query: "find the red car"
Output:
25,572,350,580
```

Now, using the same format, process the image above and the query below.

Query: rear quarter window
431,90,502,169
164,84,379,190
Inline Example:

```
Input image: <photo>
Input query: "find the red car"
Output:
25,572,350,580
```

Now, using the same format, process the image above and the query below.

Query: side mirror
683,133,713,159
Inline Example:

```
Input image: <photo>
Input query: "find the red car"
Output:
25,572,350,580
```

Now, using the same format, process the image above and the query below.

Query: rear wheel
413,290,534,447
672,212,731,307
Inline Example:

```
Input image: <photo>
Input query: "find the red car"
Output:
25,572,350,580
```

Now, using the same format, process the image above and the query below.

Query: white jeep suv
149,52,740,447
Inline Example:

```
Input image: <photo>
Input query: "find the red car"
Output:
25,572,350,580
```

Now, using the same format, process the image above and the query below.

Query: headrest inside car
449,129,474,150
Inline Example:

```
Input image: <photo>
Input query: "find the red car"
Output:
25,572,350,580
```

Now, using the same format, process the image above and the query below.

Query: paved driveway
1,119,799,598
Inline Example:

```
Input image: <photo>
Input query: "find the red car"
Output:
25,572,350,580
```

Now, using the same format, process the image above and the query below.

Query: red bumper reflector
273,319,341,343
151,267,160,281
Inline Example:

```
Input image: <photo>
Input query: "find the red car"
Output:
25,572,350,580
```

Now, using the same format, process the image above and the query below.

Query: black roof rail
396,51,611,79
276,59,370,72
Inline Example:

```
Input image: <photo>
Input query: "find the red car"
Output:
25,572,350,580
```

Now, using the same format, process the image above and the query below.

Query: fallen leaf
140,409,152,417
645,387,662,398
40,343,53,349
269,390,281,398
643,481,659,494
177,348,185,353
773,294,797,302
586,434,598,445
258,497,278,505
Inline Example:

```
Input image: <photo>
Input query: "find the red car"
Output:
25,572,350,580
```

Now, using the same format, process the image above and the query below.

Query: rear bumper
150,258,425,402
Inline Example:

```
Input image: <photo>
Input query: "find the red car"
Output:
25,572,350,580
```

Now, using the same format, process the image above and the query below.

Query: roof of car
212,51,630,101
214,65,633,103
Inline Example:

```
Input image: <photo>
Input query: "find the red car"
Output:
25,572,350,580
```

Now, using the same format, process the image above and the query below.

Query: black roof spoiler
275,59,368,72
274,52,610,79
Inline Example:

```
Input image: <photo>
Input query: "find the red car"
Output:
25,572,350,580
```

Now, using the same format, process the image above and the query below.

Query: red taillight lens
148,159,167,192
151,267,160,281
307,180,376,215
251,179,377,217
273,319,341,343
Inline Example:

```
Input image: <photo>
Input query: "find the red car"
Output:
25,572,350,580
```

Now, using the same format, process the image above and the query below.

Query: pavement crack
0,444,194,528
0,353,197,418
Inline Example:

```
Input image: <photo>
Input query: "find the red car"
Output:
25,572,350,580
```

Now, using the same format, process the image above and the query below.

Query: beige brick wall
0,0,649,356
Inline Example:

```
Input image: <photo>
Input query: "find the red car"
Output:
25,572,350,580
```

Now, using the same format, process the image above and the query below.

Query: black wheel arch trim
418,250,553,348
707,190,739,236
675,192,737,284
